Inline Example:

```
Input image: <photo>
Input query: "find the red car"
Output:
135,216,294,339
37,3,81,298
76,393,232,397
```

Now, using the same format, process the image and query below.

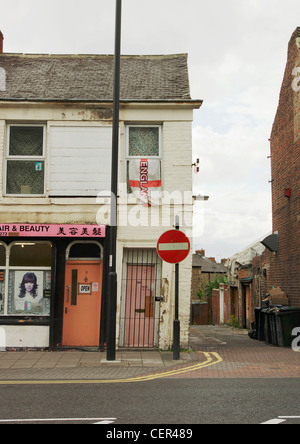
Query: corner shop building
0,223,107,349
0,50,201,350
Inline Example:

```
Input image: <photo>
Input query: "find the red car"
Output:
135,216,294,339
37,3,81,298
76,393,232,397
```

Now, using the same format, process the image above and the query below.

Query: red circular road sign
157,230,191,264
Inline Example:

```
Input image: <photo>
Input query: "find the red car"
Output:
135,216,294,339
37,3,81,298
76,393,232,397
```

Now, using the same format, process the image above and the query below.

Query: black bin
255,307,265,341
274,307,300,348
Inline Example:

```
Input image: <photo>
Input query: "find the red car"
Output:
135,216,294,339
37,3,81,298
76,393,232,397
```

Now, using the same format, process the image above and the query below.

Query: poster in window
14,271,44,314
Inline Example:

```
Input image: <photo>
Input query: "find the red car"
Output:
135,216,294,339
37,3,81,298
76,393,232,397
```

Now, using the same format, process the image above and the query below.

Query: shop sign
0,224,106,238
78,284,92,295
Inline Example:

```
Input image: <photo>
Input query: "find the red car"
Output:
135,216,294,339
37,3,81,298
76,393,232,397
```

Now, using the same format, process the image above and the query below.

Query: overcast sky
1,0,299,260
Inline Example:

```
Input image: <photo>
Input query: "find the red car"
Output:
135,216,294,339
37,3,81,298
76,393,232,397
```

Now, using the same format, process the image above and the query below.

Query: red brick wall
191,302,210,325
211,285,231,325
211,289,220,325
269,28,300,307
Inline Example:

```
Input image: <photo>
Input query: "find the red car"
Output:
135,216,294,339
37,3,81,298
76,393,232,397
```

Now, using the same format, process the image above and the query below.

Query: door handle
66,286,70,303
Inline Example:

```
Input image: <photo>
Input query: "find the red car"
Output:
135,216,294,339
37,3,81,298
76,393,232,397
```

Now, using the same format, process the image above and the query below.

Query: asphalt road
0,378,300,425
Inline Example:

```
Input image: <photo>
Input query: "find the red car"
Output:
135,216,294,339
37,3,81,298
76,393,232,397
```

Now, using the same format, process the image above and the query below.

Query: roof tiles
0,53,193,102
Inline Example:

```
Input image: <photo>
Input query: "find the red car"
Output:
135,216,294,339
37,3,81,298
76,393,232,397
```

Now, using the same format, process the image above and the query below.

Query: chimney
0,31,3,53
208,257,216,263
196,249,205,257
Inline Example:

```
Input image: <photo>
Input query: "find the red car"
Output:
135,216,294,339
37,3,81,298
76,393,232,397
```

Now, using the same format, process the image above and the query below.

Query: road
0,378,300,425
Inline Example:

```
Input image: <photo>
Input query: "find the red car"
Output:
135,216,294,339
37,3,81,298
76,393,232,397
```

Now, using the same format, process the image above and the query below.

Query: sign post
174,218,180,361
157,219,190,360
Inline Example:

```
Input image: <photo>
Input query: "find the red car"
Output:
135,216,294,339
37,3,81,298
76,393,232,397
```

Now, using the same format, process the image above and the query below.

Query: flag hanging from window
129,159,161,206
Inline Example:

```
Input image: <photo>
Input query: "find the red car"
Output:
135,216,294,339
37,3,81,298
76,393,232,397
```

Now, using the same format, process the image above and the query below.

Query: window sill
0,316,50,326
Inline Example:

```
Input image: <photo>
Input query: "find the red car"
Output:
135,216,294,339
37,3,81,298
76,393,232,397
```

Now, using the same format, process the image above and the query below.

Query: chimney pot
0,31,4,53
208,257,216,263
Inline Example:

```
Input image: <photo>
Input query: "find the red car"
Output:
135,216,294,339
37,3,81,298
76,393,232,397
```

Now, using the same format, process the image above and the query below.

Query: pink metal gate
125,264,155,347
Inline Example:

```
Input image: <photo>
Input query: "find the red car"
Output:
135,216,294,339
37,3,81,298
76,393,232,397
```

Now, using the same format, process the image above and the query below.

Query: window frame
5,124,46,197
0,241,52,317
125,124,162,195
0,243,6,316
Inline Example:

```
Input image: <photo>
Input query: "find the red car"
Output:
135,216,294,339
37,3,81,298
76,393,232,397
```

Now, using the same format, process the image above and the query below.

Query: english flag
129,159,161,206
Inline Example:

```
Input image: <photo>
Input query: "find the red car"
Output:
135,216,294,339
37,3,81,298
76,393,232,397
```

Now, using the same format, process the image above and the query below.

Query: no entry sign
157,229,190,264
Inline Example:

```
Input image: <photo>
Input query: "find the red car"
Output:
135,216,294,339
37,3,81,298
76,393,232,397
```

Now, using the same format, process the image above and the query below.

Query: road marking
0,418,116,424
261,418,286,424
0,351,222,385
279,416,300,420
262,416,300,424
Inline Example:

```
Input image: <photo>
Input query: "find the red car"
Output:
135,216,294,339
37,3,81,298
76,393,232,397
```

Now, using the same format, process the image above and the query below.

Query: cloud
193,125,271,187
192,124,272,259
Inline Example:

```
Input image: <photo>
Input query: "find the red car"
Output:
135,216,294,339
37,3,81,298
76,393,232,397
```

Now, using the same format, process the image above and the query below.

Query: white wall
1,326,49,348
49,125,112,196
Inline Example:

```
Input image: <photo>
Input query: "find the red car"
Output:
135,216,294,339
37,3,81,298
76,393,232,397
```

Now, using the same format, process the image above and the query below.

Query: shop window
10,243,51,267
7,242,52,316
6,125,45,195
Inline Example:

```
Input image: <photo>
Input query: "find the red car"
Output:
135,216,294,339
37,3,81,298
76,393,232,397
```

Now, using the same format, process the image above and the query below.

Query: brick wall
268,28,300,307
211,284,231,325
191,268,211,301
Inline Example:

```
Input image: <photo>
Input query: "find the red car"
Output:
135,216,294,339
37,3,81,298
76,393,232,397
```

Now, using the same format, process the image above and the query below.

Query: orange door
125,265,155,347
62,260,103,347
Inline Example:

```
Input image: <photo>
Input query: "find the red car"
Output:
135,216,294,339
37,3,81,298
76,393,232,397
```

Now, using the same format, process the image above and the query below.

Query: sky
1,0,299,260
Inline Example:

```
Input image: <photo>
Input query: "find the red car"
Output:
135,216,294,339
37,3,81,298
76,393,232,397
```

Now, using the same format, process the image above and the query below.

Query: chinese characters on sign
0,224,106,238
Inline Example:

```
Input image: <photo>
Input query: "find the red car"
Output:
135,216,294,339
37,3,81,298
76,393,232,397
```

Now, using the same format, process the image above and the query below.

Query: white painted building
0,44,202,350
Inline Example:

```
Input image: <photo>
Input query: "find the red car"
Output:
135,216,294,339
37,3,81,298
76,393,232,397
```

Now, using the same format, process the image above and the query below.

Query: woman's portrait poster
14,271,44,313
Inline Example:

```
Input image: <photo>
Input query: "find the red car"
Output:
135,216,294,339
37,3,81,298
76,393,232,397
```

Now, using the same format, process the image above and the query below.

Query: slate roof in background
192,254,228,274
0,53,197,103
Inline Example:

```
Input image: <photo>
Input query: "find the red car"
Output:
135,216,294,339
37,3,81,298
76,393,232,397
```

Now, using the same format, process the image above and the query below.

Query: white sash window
126,126,162,205
5,125,46,196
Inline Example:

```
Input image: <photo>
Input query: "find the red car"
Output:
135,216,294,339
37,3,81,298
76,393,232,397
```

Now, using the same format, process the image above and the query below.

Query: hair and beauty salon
0,223,106,349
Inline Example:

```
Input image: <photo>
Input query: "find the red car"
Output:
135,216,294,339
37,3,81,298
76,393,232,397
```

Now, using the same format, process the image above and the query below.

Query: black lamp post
106,0,122,361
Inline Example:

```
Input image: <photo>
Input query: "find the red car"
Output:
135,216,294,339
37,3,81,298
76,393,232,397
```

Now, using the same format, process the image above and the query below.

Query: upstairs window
126,126,162,204
6,125,45,196
128,127,160,157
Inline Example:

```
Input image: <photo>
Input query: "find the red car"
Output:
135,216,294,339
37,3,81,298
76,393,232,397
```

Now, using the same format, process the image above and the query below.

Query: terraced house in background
0,32,202,351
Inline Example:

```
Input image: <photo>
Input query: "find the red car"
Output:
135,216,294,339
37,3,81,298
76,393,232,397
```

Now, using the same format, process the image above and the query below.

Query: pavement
0,325,299,381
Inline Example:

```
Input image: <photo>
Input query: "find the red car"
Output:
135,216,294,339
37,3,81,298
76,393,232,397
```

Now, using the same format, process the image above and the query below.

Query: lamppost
106,0,122,361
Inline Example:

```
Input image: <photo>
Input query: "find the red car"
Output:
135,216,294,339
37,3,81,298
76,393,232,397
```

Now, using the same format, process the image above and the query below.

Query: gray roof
0,53,201,103
192,254,227,273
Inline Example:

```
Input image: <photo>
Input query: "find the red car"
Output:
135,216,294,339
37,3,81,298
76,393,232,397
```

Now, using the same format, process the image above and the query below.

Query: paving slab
0,325,299,380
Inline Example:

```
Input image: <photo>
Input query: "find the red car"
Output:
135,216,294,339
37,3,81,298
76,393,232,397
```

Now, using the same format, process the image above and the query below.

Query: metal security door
125,265,155,347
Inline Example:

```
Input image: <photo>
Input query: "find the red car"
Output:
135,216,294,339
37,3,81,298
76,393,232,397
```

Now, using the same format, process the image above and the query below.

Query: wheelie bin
274,307,300,347
269,310,278,346
255,307,265,341
262,309,272,344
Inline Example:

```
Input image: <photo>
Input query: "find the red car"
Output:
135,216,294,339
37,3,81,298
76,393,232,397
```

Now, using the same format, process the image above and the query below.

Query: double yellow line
0,352,222,385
